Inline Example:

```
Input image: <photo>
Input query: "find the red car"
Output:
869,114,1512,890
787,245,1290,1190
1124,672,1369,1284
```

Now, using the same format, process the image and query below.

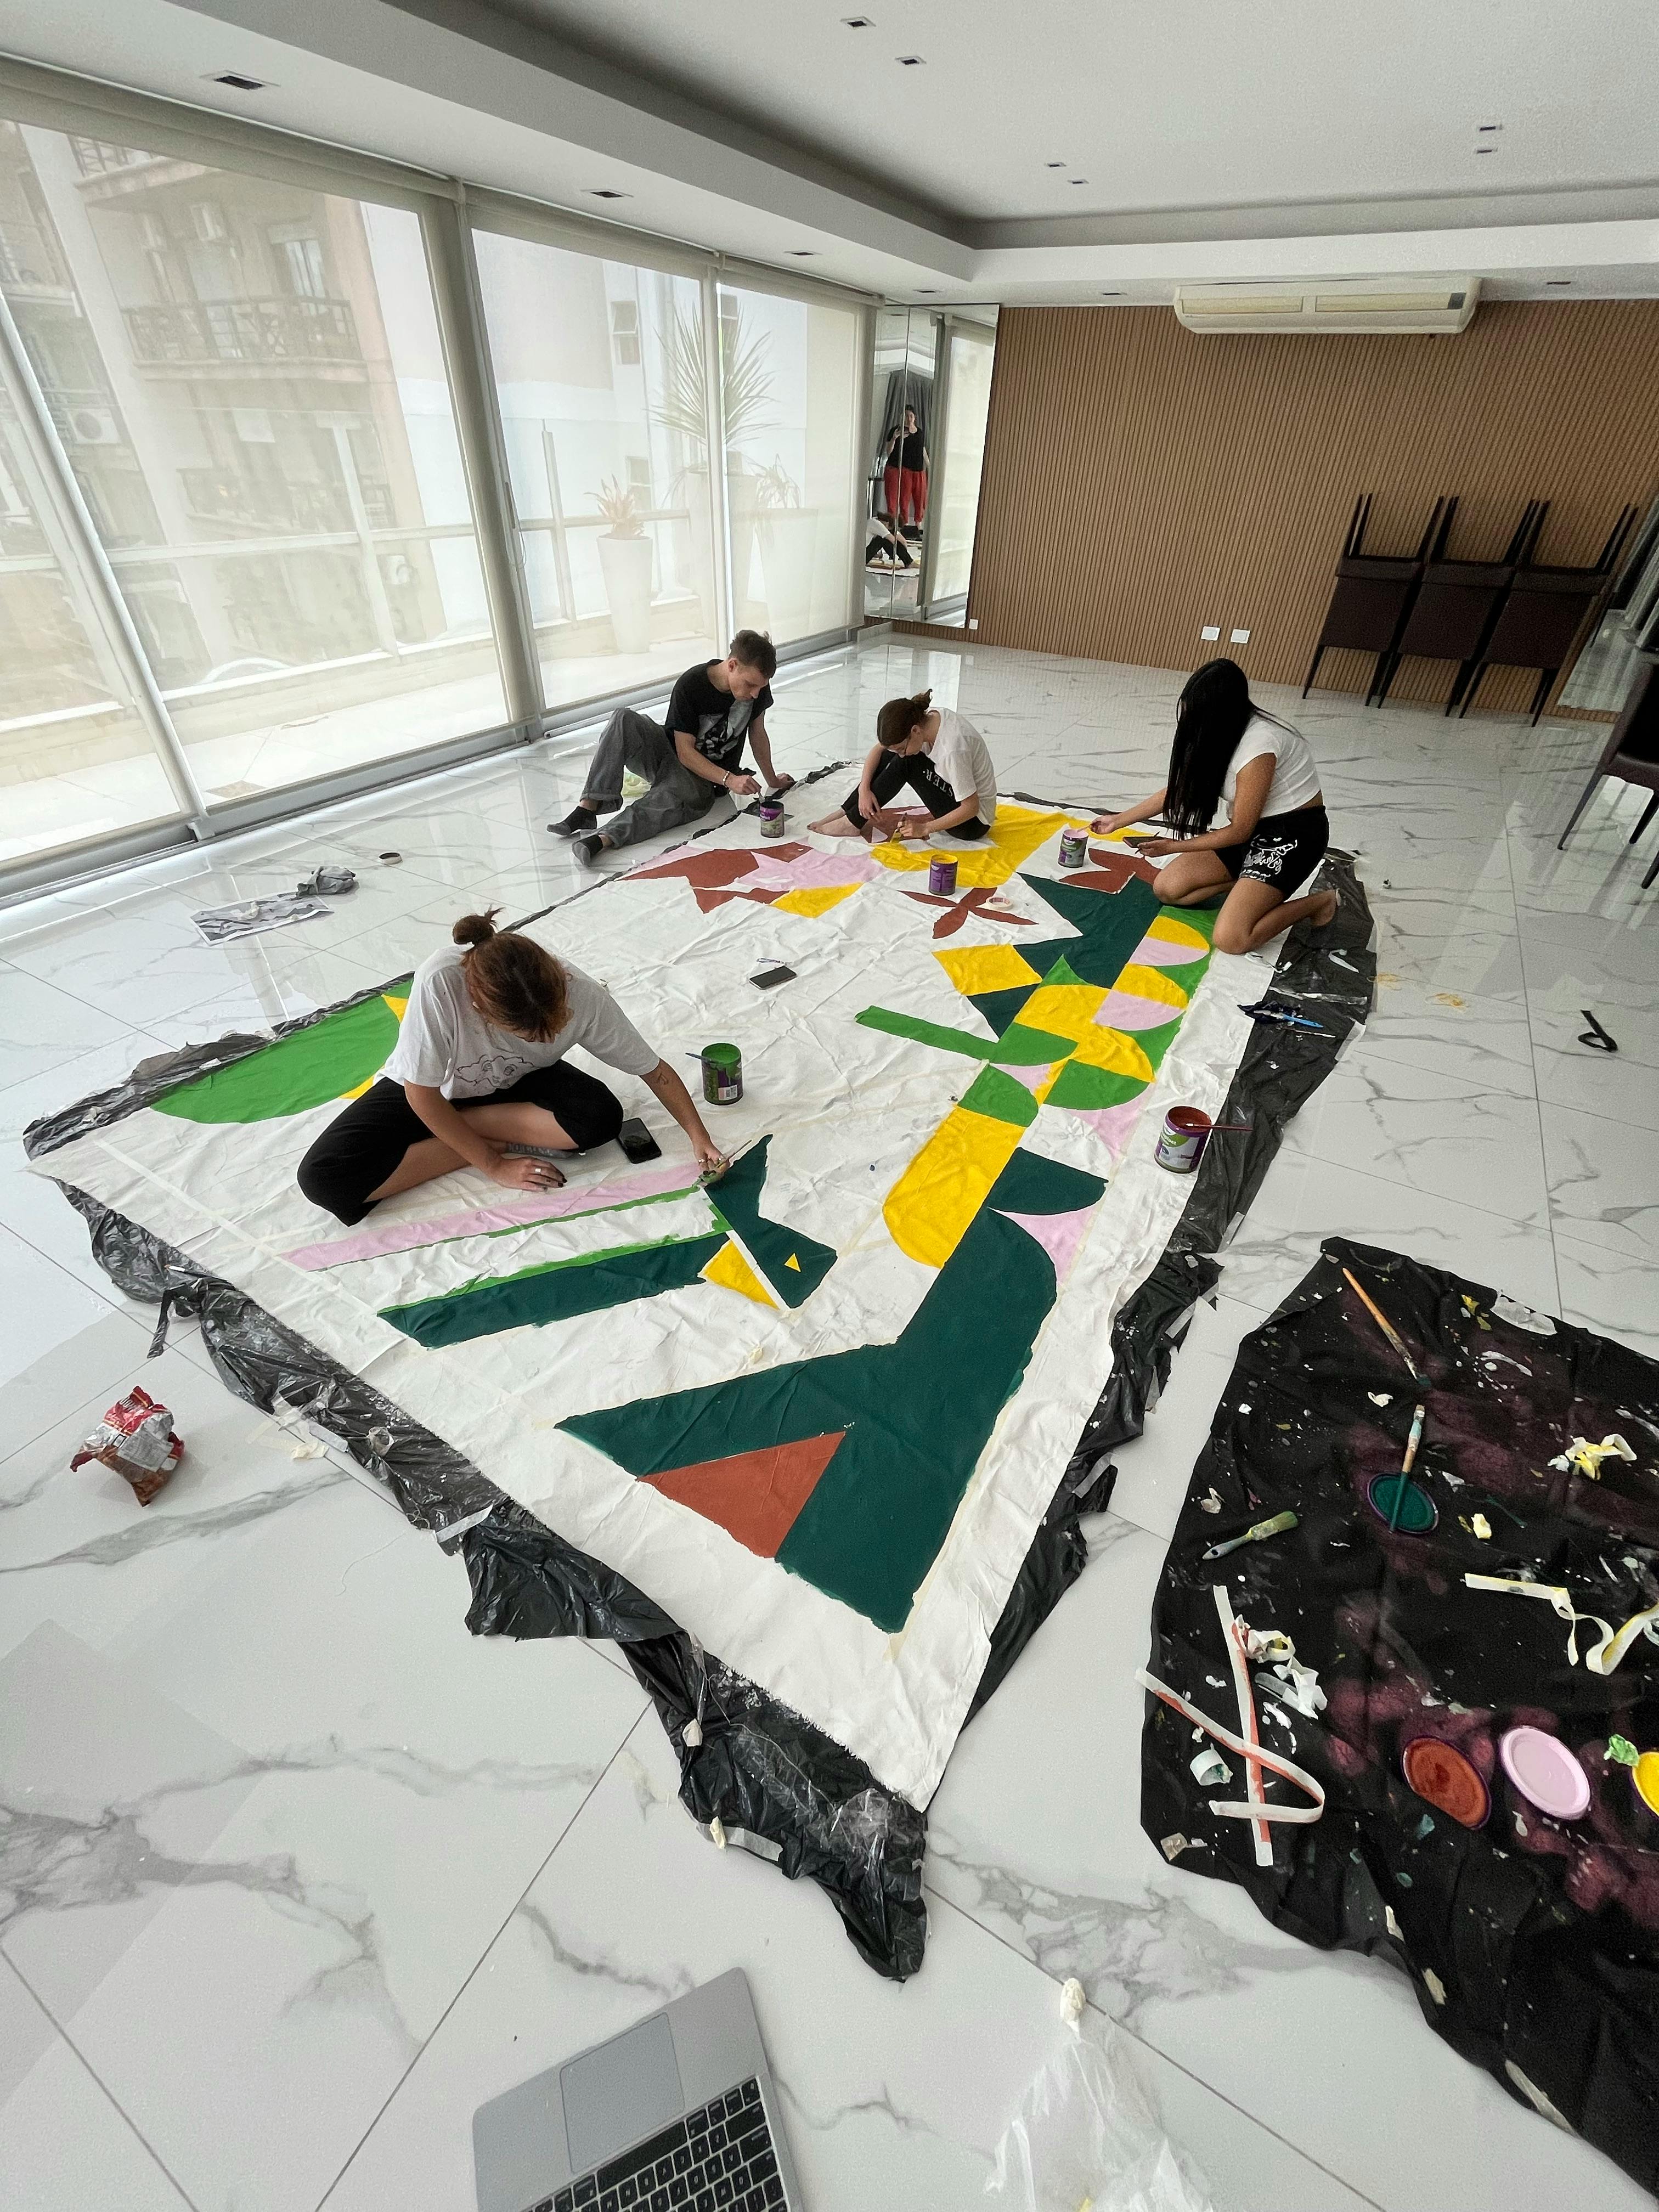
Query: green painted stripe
855,1006,995,1060
381,1232,726,1347
1044,1060,1147,1111
958,1063,1038,1127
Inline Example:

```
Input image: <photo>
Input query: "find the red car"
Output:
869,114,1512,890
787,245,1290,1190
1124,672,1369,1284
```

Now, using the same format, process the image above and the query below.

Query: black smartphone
617,1116,662,1163
752,964,796,990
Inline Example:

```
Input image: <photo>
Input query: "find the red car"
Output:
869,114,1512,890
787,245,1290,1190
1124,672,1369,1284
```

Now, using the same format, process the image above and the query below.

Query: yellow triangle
701,1238,776,1307
785,1253,801,1271
383,994,409,1019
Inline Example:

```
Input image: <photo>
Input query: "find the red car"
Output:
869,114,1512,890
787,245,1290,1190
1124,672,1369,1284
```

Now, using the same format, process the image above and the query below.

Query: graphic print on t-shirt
666,662,774,774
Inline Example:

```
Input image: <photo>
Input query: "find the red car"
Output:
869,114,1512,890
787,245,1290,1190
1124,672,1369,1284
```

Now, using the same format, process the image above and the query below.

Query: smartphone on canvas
618,1117,662,1163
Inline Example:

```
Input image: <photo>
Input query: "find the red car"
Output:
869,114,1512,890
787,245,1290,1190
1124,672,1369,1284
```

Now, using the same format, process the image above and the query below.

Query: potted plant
593,477,654,655
657,307,777,628
753,457,817,638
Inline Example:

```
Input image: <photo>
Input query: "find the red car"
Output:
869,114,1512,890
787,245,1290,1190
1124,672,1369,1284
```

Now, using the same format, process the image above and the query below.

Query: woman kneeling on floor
811,688,996,843
1092,658,1339,953
297,911,723,1224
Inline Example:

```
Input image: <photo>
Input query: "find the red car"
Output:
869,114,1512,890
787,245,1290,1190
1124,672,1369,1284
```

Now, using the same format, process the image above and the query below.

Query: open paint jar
1499,1726,1591,1821
699,1042,743,1105
1155,1107,1212,1173
1402,1736,1490,1827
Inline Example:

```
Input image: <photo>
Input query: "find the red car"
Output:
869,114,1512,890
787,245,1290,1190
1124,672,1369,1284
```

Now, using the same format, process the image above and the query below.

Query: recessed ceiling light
915,288,938,295
1477,122,1502,132
842,15,874,25
1475,147,1493,155
789,250,817,257
589,188,630,200
1546,278,1572,286
208,71,267,90
1069,178,1088,185
1101,290,1125,298
1046,161,1066,169
896,54,924,66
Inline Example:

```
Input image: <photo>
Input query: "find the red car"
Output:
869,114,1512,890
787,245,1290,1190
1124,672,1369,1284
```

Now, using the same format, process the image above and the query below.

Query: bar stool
1301,493,1450,702
1556,657,1659,891
1374,500,1547,712
1459,506,1639,723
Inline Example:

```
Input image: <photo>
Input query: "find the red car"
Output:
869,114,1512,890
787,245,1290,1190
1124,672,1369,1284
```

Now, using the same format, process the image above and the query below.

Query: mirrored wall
864,303,997,626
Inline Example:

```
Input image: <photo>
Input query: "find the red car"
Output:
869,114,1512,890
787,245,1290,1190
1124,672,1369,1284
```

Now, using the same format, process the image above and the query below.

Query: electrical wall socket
1231,627,1251,644
968,617,979,630
1200,624,1220,641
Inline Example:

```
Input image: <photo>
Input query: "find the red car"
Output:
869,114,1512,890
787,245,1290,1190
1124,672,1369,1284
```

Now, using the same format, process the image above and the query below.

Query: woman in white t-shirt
296,910,723,1224
812,689,997,842
1092,658,1338,953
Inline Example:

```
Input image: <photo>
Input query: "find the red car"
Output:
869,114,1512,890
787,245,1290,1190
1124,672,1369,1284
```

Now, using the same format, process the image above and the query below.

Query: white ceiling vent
1174,277,1479,336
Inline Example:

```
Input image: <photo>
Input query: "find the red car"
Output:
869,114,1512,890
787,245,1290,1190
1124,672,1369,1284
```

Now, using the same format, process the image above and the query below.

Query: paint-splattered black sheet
1141,1238,1659,2195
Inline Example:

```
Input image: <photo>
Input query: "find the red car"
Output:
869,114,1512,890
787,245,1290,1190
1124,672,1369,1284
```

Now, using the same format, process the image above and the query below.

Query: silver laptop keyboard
525,2076,784,2212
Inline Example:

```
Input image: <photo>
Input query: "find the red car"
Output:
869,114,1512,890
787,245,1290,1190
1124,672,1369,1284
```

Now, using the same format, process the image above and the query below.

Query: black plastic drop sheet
1142,1237,1659,2194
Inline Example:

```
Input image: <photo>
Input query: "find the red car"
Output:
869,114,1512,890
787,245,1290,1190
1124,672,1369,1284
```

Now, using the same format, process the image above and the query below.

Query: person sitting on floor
549,629,794,866
812,687,997,843
296,910,723,1226
1091,657,1339,953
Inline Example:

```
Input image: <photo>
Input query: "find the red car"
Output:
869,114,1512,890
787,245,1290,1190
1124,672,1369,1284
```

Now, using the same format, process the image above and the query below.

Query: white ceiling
487,0,1659,226
4,0,1658,303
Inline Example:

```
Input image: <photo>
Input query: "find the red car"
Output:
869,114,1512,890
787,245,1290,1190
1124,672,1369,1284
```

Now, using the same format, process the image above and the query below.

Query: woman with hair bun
1092,657,1338,955
812,687,997,843
296,910,721,1224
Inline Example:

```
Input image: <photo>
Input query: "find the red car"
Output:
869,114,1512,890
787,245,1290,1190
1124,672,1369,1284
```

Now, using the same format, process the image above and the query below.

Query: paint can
699,1041,743,1106
928,855,958,896
1154,1105,1211,1173
758,794,785,838
1058,827,1087,869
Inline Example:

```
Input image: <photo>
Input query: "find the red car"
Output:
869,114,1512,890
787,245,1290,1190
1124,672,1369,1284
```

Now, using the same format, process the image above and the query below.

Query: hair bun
913,687,933,709
452,907,500,948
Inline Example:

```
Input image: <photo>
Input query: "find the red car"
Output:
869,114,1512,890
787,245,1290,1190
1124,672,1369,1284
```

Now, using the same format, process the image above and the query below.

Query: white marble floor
1,637,1654,2212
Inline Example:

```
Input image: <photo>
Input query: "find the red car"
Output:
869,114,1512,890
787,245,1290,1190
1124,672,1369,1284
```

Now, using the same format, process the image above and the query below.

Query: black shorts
1220,805,1330,894
296,1064,625,1225
843,748,991,838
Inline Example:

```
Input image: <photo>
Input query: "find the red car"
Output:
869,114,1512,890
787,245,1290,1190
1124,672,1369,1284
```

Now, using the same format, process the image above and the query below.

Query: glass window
472,229,722,709
0,117,506,808
0,378,180,864
718,281,860,647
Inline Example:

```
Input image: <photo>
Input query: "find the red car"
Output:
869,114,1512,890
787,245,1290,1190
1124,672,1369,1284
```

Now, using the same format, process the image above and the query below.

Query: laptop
472,1970,804,2212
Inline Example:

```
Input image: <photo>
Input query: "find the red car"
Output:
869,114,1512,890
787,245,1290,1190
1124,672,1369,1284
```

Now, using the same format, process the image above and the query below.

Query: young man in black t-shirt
550,630,794,864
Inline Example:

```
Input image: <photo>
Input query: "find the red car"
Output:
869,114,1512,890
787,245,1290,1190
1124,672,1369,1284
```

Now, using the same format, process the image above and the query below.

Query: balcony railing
123,296,361,367
0,221,69,290
178,467,399,534
69,137,157,178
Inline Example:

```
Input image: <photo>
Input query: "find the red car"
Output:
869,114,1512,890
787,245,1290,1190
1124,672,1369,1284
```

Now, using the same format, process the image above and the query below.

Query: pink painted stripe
1064,1099,1147,1158
1097,989,1182,1033
1131,932,1207,969
284,1158,701,1272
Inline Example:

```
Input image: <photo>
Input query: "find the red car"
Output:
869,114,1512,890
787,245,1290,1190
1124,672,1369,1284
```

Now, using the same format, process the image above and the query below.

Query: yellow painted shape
934,942,1044,996
339,990,410,1100
701,1238,777,1307
1019,981,1107,1043
868,804,1083,888
341,1078,376,1101
383,993,408,1019
1111,962,1189,1011
773,882,861,918
1068,1027,1156,1081
1145,914,1210,956
784,1253,801,1272
884,1105,1025,1269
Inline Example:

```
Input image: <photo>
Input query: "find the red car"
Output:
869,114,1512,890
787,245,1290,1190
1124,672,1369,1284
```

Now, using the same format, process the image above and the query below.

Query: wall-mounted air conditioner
65,405,122,445
1173,278,1480,336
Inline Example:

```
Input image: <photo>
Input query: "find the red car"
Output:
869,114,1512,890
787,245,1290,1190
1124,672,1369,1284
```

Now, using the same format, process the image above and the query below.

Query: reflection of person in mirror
882,406,929,531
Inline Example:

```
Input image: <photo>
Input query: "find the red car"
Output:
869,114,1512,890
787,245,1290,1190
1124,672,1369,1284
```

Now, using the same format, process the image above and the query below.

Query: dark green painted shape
707,1136,836,1308
990,1022,1076,1066
856,1006,994,1061
562,1147,1104,1632
383,1233,725,1347
968,985,1036,1037
958,1063,1037,1127
1019,870,1160,989
155,988,408,1125
1043,1060,1147,1111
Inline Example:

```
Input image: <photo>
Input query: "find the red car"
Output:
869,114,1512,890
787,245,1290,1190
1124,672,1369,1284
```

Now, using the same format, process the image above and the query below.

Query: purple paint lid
1499,1726,1591,1820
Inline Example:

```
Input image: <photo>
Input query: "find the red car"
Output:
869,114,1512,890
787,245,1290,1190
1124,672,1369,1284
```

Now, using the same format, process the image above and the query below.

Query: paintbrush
1342,1265,1424,1384
1201,1509,1298,1562
1384,1402,1429,1536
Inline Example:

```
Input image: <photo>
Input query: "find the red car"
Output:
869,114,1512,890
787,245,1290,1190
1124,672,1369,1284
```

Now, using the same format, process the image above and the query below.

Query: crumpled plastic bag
985,2018,1212,2212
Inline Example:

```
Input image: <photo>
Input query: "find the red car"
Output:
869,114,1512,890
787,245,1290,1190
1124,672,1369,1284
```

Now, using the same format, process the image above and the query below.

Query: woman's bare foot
810,811,870,838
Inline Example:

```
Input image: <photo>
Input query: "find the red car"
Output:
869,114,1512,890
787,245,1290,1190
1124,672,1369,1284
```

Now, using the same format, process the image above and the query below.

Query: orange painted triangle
642,1430,845,1559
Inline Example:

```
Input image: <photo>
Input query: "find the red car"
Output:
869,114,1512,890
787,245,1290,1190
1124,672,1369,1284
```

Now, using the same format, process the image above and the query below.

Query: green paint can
699,1041,743,1105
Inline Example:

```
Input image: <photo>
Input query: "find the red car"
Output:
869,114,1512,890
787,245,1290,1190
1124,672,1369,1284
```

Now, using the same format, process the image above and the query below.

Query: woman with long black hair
1092,658,1338,954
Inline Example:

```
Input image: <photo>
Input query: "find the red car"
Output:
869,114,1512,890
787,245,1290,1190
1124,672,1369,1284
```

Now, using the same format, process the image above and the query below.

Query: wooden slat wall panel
969,301,1659,714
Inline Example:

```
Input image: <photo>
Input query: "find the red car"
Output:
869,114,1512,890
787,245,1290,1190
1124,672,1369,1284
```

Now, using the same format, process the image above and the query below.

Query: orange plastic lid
1403,1736,1490,1829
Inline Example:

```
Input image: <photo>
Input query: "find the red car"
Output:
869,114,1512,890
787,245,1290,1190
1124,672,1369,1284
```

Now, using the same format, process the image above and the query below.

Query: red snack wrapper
69,1385,184,1506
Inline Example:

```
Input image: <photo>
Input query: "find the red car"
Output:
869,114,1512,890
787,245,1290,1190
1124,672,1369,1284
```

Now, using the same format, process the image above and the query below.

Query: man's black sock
550,804,599,836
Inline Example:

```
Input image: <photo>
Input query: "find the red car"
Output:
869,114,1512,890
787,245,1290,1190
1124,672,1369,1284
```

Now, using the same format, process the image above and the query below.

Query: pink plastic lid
1499,1726,1591,1820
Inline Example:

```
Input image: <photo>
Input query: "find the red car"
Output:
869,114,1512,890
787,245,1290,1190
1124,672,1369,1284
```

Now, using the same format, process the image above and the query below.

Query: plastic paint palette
1402,1736,1490,1829
1367,1473,1437,1534
1499,1726,1591,1821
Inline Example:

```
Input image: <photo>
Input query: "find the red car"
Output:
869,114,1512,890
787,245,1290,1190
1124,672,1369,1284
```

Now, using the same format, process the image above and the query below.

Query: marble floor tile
0,961,138,1088
0,1956,191,2212
1553,1231,1659,1361
1539,1099,1659,1265
927,1513,1652,2212
322,1714,1376,2212
1357,980,1537,1096
1217,1150,1562,1321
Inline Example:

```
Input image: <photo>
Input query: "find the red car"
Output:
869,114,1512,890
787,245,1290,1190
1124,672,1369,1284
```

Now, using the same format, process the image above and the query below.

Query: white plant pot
597,531,654,656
